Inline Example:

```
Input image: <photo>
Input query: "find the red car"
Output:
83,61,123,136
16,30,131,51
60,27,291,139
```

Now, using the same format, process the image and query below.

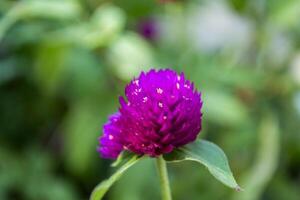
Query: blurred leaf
216,68,263,90
62,47,105,98
0,147,79,200
203,90,248,126
63,102,104,175
164,139,240,190
5,22,54,45
0,0,81,40
0,1,13,13
107,32,153,80
84,4,125,48
90,155,142,200
34,42,70,94
48,4,126,49
11,0,81,20
271,0,300,29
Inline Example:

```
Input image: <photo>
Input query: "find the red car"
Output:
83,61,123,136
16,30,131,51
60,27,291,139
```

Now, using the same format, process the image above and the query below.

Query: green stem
156,156,172,200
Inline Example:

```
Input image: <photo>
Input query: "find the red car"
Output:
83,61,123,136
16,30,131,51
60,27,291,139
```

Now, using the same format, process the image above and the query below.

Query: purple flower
138,18,159,41
98,113,124,159
98,69,203,159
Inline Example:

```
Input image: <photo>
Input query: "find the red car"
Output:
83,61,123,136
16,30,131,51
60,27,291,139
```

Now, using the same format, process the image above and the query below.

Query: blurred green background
1,0,300,199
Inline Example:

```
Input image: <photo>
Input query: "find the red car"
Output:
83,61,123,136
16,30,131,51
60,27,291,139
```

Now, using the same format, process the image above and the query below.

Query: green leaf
111,151,135,167
90,155,143,200
164,139,241,190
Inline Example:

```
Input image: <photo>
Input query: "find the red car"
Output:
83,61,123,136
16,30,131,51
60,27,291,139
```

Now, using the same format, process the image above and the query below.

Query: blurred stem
232,112,280,200
156,156,172,200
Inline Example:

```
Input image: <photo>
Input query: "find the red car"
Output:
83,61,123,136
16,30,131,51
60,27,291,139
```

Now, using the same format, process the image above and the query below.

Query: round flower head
98,69,203,159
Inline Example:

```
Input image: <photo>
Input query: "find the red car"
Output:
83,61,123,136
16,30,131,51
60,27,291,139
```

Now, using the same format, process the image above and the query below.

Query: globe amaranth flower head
98,69,203,159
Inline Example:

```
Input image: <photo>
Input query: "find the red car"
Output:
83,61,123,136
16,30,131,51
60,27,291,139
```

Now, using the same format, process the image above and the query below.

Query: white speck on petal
157,88,163,94
184,84,190,88
183,96,190,100
134,80,139,86
158,102,163,108
109,134,114,140
176,83,180,89
143,97,148,102
163,116,167,120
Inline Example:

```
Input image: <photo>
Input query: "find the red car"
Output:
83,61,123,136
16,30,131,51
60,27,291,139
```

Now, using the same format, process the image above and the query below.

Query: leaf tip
235,185,244,192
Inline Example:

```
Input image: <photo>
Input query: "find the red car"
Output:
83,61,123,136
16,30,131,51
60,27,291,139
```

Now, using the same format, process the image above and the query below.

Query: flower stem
156,156,172,200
